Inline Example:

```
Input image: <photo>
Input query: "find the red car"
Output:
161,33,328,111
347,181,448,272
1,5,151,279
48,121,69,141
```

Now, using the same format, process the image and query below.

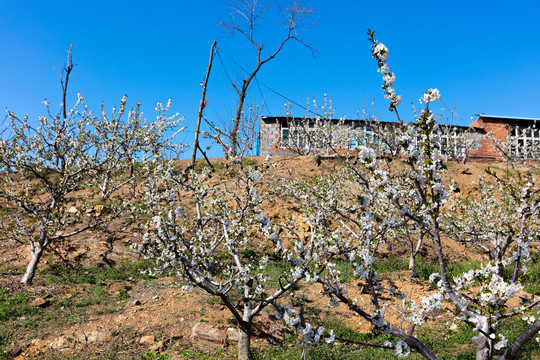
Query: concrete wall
260,117,295,156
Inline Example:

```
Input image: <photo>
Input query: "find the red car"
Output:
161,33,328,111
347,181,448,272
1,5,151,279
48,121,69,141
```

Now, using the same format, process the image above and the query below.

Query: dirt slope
0,157,525,359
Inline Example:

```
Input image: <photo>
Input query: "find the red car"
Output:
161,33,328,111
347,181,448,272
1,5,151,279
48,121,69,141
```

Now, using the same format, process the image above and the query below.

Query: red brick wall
468,117,509,159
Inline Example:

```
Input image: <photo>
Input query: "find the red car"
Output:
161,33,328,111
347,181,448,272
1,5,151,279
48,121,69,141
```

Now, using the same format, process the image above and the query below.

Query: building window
508,125,540,158
348,125,379,149
437,127,467,159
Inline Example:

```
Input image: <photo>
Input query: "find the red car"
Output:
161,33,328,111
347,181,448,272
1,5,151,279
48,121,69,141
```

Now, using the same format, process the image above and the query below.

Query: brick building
259,116,484,158
469,114,540,159
258,115,540,160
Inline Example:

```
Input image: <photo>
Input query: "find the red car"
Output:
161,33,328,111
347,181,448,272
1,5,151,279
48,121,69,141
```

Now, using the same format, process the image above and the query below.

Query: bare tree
220,0,316,157
191,40,217,170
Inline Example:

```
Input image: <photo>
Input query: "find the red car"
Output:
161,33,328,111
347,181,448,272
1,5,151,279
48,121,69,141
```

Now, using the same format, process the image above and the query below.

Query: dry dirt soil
0,156,528,359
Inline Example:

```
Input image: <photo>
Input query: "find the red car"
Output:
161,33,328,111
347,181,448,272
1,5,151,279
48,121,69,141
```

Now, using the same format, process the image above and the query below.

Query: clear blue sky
1,0,539,157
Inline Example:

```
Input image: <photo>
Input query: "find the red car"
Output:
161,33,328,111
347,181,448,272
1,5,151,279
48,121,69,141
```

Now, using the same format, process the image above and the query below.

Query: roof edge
474,114,540,122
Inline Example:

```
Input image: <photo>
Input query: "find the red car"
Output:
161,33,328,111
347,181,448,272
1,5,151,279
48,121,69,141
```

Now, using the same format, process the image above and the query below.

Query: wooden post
191,40,217,169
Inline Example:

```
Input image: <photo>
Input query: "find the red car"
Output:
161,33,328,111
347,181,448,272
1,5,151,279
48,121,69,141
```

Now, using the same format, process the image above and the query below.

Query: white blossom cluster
281,94,354,156
370,36,401,108
453,263,523,305
298,323,336,345
419,88,441,104
90,96,185,199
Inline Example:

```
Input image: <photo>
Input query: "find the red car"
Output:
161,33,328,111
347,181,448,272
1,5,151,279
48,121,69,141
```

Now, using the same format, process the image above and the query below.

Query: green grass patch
72,286,110,308
0,262,24,275
317,318,379,343
263,261,291,281
41,260,155,285
252,341,425,360
93,197,122,207
520,252,540,295
414,258,483,281
241,248,257,259
242,158,258,167
373,255,409,274
174,347,223,359
193,160,225,173
0,288,36,321
140,352,170,360
330,255,408,284
52,285,117,312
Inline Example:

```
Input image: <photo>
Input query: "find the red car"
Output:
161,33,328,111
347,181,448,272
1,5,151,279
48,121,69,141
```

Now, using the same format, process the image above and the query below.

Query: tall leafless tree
220,0,316,157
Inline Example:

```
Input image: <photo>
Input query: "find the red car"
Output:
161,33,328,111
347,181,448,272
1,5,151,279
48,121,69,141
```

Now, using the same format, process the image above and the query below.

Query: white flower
420,88,441,104
394,340,411,358
523,315,536,324
328,298,340,308
325,329,336,344
356,146,377,168
494,334,507,350
429,273,441,283
383,73,396,86
374,43,389,62
283,307,299,326
378,64,390,74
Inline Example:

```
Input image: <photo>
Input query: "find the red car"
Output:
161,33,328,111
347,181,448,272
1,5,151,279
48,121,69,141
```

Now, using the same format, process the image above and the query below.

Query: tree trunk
238,282,253,360
472,333,491,360
21,244,44,284
302,343,310,360
472,322,493,360
230,85,247,158
237,322,252,360
512,244,521,283
495,258,504,278
409,253,417,278
100,173,111,200
409,232,423,278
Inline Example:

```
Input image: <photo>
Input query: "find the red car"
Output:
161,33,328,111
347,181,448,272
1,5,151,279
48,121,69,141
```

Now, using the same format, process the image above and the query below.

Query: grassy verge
0,260,154,358
251,315,540,360
40,260,155,285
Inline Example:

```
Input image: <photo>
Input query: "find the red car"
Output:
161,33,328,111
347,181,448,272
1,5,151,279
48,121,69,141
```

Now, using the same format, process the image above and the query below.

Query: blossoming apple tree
446,172,540,279
91,95,185,200
277,31,540,360
137,150,336,360
0,53,184,284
